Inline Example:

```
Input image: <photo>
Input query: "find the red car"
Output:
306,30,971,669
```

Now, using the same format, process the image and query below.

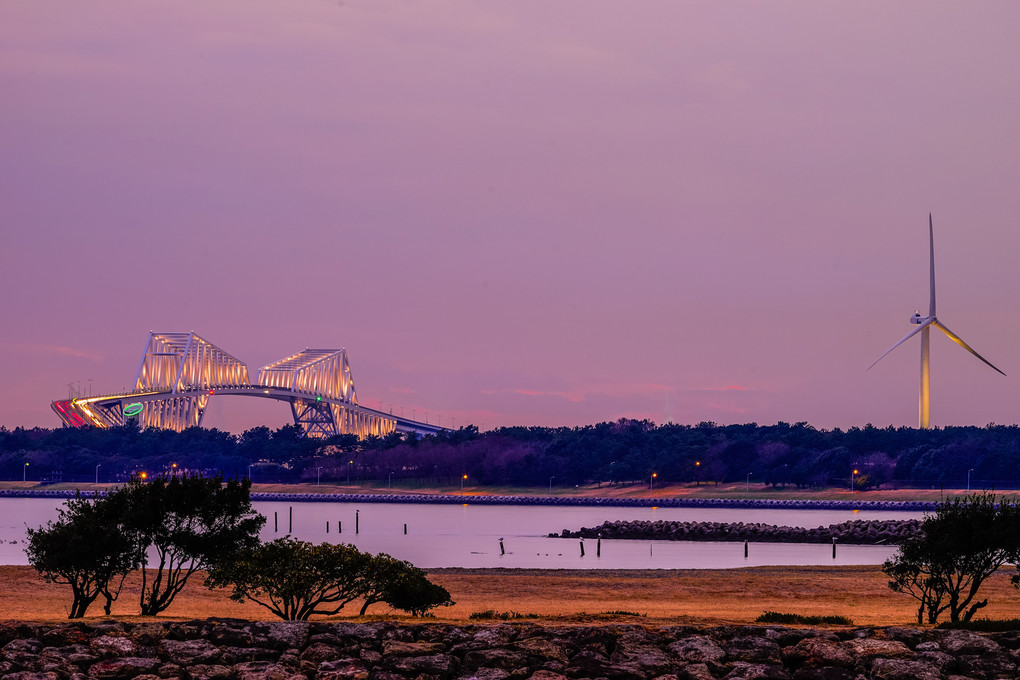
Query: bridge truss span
134,332,251,431
51,332,444,439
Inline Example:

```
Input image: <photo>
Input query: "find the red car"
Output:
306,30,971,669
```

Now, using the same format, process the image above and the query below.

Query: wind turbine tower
869,215,1005,429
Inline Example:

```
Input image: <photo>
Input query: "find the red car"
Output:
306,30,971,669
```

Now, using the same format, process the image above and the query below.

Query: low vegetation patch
756,611,854,625
468,610,540,620
936,618,1020,632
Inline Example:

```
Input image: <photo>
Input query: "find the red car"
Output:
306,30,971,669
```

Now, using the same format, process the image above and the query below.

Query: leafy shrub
208,538,453,620
756,611,854,625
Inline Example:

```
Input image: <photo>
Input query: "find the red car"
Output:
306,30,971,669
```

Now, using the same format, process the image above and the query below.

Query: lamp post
461,474,467,496
650,472,657,493
95,464,101,484
549,476,555,497
23,463,29,483
347,460,353,484
317,467,322,486
967,468,974,493
746,472,752,495
694,461,701,486
851,469,858,494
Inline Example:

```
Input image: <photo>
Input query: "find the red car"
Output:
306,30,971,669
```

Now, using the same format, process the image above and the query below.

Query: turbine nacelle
909,312,929,325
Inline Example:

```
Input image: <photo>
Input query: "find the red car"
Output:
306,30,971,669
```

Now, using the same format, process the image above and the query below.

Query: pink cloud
1,343,104,363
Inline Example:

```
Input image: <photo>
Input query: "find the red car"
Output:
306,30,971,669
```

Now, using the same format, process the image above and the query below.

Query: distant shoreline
0,487,935,510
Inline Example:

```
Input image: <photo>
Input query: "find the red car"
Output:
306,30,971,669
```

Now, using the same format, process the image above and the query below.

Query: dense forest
3,419,1020,489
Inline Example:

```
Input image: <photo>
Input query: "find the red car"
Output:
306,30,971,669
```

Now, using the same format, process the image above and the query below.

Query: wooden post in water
338,521,342,534
355,510,359,534
326,521,329,534
597,534,602,558
832,537,837,559
579,540,585,557
403,523,407,535
274,512,278,532
744,540,748,558
499,538,505,555
289,507,293,533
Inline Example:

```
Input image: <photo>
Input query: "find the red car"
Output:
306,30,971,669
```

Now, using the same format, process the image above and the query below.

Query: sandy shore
6,564,1020,626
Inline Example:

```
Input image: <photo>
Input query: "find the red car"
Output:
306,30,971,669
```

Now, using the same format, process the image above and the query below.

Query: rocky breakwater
552,519,922,545
2,618,1020,680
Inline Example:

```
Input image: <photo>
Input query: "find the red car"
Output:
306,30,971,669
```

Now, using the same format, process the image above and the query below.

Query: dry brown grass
6,565,1020,627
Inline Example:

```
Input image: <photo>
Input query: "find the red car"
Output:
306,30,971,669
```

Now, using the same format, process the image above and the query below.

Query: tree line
6,419,1020,488
27,475,452,620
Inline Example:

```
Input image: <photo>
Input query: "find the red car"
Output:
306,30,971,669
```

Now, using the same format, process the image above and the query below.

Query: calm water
0,498,920,569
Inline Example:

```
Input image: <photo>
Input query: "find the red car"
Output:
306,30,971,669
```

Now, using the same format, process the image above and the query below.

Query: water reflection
0,498,917,569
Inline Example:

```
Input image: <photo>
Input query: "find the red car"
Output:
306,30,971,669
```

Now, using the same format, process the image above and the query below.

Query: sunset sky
2,1,1019,434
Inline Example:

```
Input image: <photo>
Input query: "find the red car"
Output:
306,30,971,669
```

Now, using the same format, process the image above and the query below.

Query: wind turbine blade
932,321,1006,376
929,214,936,318
867,320,933,371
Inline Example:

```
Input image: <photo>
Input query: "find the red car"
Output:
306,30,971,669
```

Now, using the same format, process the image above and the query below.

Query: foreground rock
553,519,922,544
2,618,1017,680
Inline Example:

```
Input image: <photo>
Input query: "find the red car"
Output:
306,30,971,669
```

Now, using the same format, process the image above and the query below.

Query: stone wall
1,618,1018,680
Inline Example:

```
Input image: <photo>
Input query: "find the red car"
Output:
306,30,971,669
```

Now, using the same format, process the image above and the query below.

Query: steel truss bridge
51,332,444,438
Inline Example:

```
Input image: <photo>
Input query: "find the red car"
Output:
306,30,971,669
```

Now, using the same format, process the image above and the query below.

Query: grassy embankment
0,480,1006,502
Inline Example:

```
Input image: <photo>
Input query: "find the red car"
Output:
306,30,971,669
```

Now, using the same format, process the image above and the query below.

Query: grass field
5,564,1020,626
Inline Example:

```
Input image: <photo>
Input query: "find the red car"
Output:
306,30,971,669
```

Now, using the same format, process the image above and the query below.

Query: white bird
869,214,1005,429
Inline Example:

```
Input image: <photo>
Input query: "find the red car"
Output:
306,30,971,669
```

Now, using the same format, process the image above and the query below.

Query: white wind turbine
869,214,1005,429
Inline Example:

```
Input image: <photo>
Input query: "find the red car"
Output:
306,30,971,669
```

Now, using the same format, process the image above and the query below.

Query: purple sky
2,1,1019,434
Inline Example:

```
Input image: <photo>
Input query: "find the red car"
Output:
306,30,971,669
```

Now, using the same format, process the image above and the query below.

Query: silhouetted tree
25,492,139,618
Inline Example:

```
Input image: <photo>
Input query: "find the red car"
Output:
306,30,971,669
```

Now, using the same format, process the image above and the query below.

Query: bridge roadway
56,385,445,437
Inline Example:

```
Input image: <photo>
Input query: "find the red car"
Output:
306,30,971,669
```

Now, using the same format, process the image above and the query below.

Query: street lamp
23,463,28,483
967,468,974,493
650,472,657,492
95,464,101,484
461,474,468,496
694,461,701,486
317,467,322,486
549,476,555,497
851,469,859,494
746,472,752,495
347,460,353,484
